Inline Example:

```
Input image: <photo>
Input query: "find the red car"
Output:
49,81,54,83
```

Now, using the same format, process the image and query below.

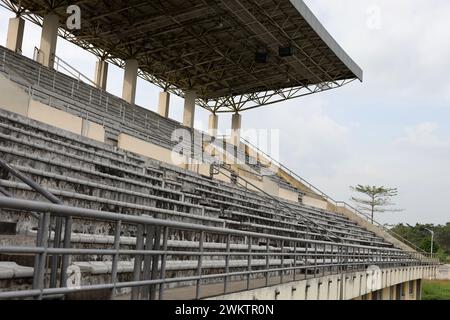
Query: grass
422,280,450,300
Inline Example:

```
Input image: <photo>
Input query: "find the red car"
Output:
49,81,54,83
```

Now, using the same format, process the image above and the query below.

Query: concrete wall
0,75,106,142
0,73,30,116
81,119,105,143
279,187,299,203
336,206,416,253
118,133,188,169
208,266,436,301
436,264,450,280
303,195,328,210
28,100,83,135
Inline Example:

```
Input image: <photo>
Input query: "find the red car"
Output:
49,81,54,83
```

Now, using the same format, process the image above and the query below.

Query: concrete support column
122,59,139,105
6,17,25,53
231,113,242,145
39,14,59,69
157,91,170,118
208,113,218,137
416,279,422,300
94,60,108,91
183,90,196,128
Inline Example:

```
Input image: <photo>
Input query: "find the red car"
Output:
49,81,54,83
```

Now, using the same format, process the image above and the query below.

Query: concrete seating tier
0,108,393,250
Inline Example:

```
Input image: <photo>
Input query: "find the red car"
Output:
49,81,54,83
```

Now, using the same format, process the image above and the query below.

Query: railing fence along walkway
0,195,436,300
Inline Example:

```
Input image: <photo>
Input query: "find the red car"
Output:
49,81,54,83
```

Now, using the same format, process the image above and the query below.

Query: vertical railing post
159,226,169,300
60,217,73,288
34,212,51,300
265,238,270,287
224,234,231,294
149,226,161,300
314,243,318,277
280,240,285,284
304,245,308,280
142,226,154,300
247,236,252,290
131,224,144,300
322,245,326,277
32,213,44,290
293,242,297,281
49,217,64,288
196,231,205,300
110,220,122,299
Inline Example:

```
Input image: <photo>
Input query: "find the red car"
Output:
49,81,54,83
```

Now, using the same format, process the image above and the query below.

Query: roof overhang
1,0,363,113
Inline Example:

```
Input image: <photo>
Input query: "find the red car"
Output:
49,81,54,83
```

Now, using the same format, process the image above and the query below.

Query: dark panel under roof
5,0,363,112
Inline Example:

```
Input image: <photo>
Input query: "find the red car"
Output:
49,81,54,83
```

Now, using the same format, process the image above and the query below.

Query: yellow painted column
183,90,196,128
231,112,242,146
6,16,25,53
122,59,139,104
94,60,108,90
158,91,170,118
39,14,59,68
208,113,218,137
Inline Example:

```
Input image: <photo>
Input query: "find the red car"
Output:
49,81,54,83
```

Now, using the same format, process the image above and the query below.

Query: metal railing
0,47,174,146
239,137,429,254
214,163,344,243
0,159,72,289
0,197,437,300
52,53,98,88
0,45,428,255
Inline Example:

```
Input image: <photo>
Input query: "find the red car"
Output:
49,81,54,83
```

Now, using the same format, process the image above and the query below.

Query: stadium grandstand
0,0,437,301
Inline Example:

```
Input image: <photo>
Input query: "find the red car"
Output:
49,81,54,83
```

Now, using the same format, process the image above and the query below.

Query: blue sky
0,0,449,225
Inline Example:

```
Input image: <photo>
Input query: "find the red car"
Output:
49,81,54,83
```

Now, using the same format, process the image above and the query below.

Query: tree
350,185,403,223
391,223,450,262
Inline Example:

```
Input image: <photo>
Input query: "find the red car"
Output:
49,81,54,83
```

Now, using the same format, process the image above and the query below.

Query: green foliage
422,280,450,300
391,223,450,262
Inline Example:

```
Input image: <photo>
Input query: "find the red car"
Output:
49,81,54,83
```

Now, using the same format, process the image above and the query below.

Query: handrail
239,137,428,254
0,158,72,288
0,46,427,255
215,163,344,243
336,201,428,254
0,196,439,300
53,53,98,88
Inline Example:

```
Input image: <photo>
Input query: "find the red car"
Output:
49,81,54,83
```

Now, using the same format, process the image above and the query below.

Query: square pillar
183,90,196,128
208,114,218,137
6,17,25,53
94,60,108,90
39,14,59,69
158,91,170,118
122,59,139,105
231,113,242,146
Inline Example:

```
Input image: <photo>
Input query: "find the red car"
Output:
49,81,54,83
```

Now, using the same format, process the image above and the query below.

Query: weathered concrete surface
208,266,436,301
436,264,450,280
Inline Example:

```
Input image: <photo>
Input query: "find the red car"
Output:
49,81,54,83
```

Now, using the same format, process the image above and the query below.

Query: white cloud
0,2,449,224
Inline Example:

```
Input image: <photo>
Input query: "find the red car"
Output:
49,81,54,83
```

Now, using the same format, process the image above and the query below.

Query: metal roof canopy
2,0,363,113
